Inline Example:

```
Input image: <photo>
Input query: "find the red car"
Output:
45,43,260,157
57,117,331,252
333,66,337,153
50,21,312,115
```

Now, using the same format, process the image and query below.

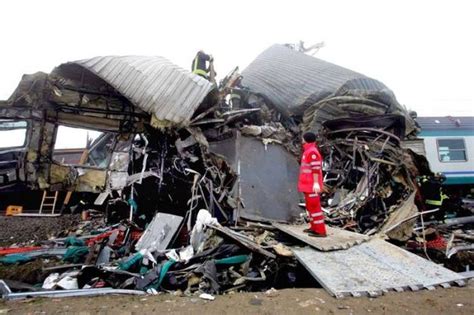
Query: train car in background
417,116,474,194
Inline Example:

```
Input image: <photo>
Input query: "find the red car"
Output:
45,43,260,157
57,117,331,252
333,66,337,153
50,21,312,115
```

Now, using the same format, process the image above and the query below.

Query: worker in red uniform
298,132,327,237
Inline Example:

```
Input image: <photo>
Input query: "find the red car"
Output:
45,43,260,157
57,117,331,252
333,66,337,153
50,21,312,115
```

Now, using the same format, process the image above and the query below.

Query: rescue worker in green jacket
229,91,242,109
418,173,449,221
229,75,243,109
191,50,213,80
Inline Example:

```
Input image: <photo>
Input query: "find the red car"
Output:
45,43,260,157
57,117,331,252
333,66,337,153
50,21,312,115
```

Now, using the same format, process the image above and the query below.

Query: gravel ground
0,215,80,247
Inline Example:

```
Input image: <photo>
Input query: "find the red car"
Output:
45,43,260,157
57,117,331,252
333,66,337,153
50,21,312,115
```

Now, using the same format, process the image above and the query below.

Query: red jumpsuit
298,142,327,235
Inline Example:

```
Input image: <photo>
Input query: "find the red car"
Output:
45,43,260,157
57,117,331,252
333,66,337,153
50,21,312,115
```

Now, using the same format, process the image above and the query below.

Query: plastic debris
199,293,215,301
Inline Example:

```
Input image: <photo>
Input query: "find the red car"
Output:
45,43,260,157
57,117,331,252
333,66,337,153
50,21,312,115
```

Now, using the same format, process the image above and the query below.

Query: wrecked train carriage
0,55,304,224
0,56,229,219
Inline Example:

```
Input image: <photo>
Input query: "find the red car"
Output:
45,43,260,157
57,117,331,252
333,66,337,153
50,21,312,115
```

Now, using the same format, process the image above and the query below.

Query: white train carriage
417,116,474,185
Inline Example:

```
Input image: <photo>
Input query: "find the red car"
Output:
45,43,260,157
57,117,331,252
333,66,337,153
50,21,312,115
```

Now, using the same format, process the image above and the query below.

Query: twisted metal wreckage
0,45,470,299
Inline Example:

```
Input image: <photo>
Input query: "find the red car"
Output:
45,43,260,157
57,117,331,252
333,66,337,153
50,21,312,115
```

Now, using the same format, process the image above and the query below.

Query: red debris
0,246,43,256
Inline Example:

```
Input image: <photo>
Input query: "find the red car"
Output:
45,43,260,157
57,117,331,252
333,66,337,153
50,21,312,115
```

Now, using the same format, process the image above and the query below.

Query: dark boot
307,230,327,237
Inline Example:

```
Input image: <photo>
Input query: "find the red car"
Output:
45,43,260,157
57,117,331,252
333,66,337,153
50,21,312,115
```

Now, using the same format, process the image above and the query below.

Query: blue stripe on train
420,130,474,136
443,171,474,175
444,176,474,185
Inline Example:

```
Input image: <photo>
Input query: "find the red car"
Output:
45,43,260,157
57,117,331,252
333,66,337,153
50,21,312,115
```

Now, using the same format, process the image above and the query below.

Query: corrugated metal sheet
64,56,214,125
416,116,474,131
293,239,466,298
241,44,399,117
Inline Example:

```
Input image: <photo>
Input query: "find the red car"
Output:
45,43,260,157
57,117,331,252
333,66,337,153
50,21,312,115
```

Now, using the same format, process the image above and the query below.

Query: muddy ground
0,281,473,315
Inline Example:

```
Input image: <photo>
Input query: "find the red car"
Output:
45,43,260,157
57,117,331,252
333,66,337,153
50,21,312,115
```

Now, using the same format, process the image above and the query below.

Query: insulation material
75,169,107,192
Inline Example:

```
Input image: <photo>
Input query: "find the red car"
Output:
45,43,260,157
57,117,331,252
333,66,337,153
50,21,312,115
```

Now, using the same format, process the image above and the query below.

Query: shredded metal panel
63,56,213,124
273,224,369,251
135,213,183,252
293,238,466,298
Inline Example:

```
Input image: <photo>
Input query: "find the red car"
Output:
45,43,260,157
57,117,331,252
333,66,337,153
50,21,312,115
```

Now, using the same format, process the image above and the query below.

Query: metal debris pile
1,44,473,299
109,128,238,227
318,115,420,236
407,212,474,272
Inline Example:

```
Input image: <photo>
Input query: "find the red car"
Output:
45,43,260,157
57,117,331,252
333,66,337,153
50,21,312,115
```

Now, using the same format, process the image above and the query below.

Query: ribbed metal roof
242,44,417,136
416,116,474,131
241,44,398,117
62,56,214,125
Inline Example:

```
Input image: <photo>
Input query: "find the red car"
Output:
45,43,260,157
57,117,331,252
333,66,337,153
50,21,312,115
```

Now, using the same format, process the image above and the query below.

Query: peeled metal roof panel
241,44,398,117
242,45,362,110
69,56,213,125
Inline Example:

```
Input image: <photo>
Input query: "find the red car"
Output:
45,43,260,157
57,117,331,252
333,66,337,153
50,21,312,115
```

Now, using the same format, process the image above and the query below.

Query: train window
53,125,113,168
0,120,27,149
437,139,467,162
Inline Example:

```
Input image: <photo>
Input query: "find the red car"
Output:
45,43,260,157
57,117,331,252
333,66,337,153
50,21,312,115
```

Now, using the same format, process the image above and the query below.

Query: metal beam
0,280,145,300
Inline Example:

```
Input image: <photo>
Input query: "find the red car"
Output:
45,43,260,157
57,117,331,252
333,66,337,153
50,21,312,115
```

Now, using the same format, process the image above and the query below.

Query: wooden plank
62,149,89,211
273,223,369,251
208,225,276,259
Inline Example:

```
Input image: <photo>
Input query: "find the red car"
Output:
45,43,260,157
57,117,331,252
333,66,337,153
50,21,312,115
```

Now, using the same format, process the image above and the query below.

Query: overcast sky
1,0,473,120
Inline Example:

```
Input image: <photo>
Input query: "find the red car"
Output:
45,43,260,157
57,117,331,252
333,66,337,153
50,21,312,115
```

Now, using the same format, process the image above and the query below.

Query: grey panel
293,239,466,298
273,224,369,251
59,56,213,125
135,212,183,252
239,137,302,222
209,135,303,222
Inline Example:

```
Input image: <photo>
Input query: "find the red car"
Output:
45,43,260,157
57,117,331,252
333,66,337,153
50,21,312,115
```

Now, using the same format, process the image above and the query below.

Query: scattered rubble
0,44,472,300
